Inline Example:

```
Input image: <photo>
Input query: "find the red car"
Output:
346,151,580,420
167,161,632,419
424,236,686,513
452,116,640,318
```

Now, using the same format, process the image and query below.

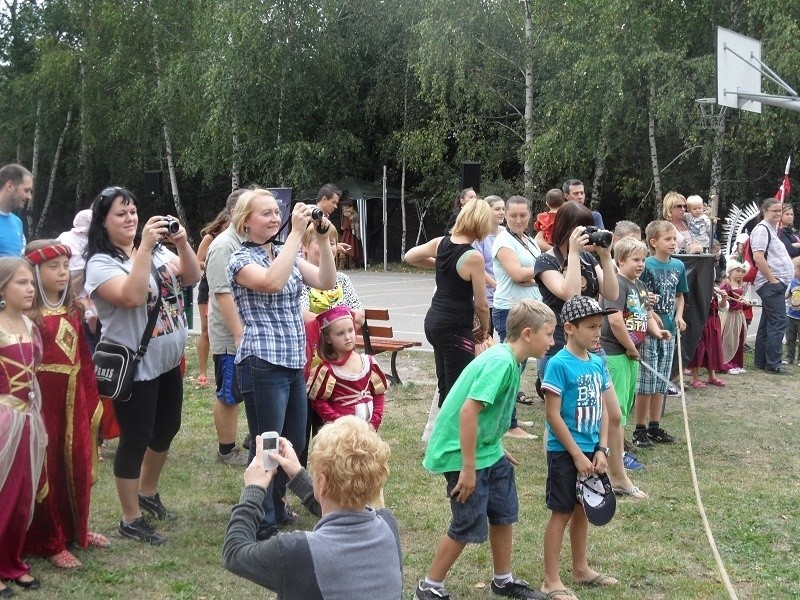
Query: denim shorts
546,450,592,513
444,456,518,544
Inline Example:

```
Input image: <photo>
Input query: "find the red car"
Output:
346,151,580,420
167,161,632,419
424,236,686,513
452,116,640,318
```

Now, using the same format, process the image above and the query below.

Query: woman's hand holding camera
141,216,169,251
568,226,589,255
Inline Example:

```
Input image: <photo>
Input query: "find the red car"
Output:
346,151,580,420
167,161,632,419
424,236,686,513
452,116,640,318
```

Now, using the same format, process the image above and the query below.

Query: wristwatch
595,445,610,457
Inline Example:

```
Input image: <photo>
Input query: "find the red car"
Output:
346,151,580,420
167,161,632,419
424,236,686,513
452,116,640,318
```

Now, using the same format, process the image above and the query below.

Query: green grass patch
26,340,800,598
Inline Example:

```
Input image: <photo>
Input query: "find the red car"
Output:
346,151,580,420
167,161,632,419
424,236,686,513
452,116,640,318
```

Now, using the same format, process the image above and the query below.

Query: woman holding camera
227,190,335,540
534,201,617,378
84,186,201,545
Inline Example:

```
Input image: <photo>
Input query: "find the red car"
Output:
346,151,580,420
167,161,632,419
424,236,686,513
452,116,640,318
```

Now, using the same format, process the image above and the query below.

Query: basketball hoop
695,98,726,130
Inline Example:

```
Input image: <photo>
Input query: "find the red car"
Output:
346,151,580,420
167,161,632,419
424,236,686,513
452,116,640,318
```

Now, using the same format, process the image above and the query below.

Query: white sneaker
518,420,535,427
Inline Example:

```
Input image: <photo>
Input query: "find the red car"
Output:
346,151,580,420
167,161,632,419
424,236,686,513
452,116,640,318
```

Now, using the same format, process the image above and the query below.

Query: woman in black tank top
405,199,494,406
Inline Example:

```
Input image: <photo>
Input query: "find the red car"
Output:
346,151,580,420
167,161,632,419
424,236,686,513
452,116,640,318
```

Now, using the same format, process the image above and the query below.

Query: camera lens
585,226,612,248
163,217,180,234
311,207,324,221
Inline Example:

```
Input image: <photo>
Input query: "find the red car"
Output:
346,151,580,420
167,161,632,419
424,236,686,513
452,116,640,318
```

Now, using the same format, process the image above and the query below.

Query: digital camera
584,226,612,248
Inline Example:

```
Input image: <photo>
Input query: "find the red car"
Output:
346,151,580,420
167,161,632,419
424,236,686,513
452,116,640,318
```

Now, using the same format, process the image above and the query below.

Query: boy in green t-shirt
416,300,556,600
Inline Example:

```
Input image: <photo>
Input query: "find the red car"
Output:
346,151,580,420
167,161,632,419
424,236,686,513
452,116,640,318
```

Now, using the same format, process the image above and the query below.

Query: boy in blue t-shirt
633,220,688,448
416,300,556,600
540,296,619,598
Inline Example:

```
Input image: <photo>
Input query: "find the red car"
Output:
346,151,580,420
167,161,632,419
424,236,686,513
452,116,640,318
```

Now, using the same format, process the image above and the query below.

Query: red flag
775,156,791,203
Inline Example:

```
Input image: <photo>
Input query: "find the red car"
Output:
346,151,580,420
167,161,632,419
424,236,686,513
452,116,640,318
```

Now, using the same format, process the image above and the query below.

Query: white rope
665,331,739,600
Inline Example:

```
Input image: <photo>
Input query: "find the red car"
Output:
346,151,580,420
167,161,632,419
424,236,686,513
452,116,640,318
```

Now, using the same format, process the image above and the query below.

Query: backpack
742,223,771,283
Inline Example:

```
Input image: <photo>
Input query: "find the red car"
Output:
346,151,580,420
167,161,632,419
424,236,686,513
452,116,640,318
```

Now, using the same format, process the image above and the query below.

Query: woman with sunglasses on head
663,191,691,253
84,186,201,545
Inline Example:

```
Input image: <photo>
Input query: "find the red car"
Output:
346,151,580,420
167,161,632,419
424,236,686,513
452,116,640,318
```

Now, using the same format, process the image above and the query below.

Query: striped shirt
227,245,306,369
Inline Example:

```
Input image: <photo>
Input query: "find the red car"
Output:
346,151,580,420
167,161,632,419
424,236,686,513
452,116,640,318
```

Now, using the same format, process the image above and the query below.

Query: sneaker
216,446,249,466
647,426,676,444
518,420,534,428
632,428,654,449
666,383,680,396
415,581,450,599
765,366,792,376
623,451,645,471
490,578,546,599
138,493,177,521
119,517,166,545
782,359,790,365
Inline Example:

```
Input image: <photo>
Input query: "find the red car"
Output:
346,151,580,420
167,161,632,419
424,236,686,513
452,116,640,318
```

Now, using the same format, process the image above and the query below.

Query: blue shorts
444,456,518,544
213,354,243,405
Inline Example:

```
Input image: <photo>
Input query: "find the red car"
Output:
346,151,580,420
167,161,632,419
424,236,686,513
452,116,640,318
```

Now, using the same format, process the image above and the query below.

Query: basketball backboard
717,27,762,113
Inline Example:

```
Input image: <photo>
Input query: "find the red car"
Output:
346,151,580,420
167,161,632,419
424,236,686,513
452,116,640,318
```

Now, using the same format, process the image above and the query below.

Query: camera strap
509,231,540,259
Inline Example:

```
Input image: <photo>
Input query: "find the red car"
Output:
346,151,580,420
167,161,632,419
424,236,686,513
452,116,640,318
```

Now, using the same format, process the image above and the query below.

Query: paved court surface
191,270,765,349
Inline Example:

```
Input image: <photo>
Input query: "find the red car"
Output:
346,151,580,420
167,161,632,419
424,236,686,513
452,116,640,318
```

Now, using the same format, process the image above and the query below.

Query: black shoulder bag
93,265,163,402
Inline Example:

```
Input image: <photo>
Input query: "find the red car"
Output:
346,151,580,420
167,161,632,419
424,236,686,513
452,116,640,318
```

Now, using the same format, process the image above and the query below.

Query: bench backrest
361,308,393,339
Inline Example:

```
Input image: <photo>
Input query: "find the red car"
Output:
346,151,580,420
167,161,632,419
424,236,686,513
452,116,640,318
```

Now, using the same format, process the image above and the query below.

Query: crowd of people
0,160,798,599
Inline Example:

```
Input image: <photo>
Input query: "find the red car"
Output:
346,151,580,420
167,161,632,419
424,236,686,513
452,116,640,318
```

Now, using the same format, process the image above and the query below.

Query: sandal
707,377,726,387
88,531,111,548
612,486,648,500
195,375,209,387
516,391,535,405
690,380,706,389
50,549,82,569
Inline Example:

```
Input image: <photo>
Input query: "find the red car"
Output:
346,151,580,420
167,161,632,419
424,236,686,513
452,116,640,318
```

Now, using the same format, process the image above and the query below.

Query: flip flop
575,573,618,587
516,391,535,405
690,380,706,389
612,486,648,499
707,377,726,387
543,589,578,599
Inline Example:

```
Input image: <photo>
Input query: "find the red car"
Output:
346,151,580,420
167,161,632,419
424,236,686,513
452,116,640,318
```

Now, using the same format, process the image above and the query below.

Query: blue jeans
755,282,788,370
237,356,307,530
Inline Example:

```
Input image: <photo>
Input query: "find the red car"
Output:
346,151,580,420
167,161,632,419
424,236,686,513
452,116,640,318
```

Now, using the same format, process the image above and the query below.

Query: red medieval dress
308,354,387,430
0,318,46,580
687,295,725,372
340,211,364,269
23,308,101,557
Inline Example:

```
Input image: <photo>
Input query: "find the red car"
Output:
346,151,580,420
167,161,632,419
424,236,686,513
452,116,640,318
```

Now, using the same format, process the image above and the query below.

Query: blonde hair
613,237,648,264
452,198,493,241
613,220,641,240
645,220,677,251
662,191,687,219
308,416,390,508
0,258,33,302
301,222,339,247
230,189,276,236
505,299,555,341
686,195,703,208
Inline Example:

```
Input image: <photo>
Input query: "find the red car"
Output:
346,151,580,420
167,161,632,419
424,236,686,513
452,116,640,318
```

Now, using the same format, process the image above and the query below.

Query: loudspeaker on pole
460,161,481,194
143,170,164,198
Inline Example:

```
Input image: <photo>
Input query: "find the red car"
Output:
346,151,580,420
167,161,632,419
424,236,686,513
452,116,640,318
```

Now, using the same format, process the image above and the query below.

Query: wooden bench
356,308,421,385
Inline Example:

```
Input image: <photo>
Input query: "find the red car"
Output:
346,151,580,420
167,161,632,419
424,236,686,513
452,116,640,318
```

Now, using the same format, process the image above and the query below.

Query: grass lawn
26,340,800,599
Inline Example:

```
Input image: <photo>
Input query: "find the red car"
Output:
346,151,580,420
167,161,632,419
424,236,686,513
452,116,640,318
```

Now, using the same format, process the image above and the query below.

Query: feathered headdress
723,201,761,260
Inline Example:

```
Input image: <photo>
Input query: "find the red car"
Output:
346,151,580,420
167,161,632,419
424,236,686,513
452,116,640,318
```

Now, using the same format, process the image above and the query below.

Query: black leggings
112,366,183,479
425,322,475,407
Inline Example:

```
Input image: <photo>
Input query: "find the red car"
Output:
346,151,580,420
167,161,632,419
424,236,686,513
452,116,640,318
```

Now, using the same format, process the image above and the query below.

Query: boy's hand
504,449,520,466
451,468,476,503
676,317,687,331
573,453,593,478
658,329,672,340
592,452,608,474
625,348,640,360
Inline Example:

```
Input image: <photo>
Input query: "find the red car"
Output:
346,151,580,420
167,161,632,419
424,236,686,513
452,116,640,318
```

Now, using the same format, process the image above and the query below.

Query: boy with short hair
602,237,671,483
633,220,688,448
416,300,556,600
541,296,619,599
533,189,565,251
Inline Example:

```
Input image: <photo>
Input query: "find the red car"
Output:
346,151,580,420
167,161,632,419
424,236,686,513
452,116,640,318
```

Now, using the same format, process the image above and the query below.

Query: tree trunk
231,119,241,190
708,109,726,199
648,80,662,215
149,0,191,245
590,121,609,211
27,99,42,234
36,107,73,236
400,44,411,259
523,0,534,196
76,57,89,210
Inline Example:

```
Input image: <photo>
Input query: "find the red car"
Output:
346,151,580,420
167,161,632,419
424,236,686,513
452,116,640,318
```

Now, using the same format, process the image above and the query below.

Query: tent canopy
299,177,402,202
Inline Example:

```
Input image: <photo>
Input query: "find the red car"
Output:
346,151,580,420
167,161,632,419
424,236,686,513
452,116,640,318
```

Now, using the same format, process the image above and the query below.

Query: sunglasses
99,186,124,200
675,204,687,209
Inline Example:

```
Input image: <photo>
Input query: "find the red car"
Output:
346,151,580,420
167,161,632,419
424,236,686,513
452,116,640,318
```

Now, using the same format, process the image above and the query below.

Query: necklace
1,314,36,402
35,265,68,310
